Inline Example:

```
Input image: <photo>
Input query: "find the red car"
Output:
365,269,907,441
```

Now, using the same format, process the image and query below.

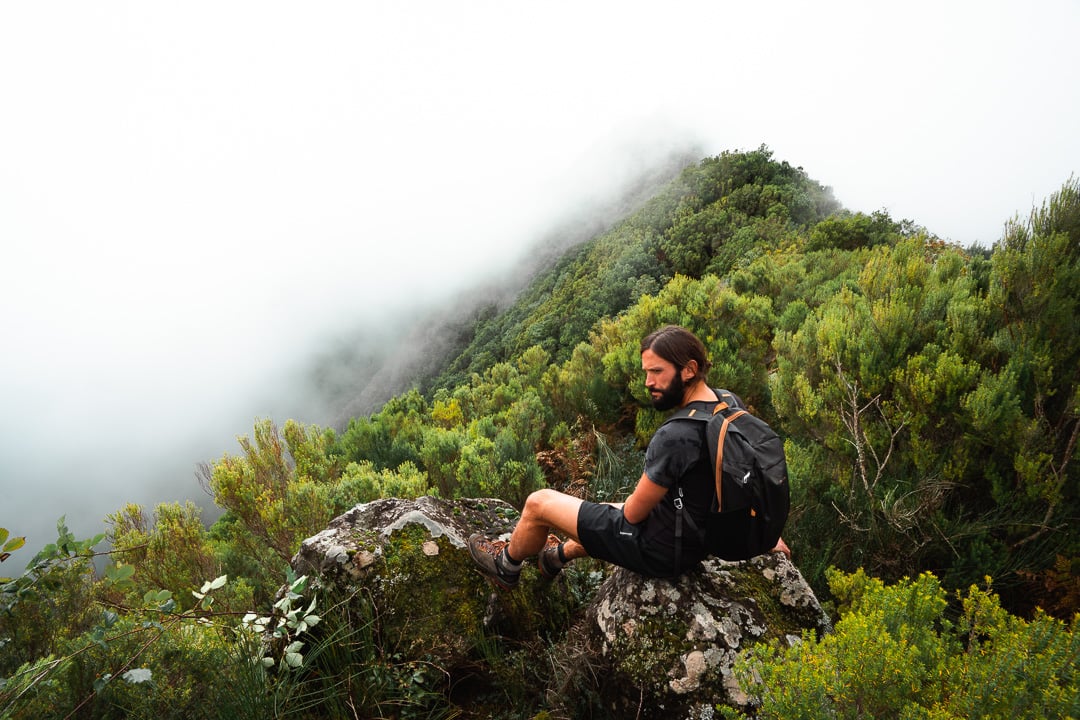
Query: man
468,324,789,589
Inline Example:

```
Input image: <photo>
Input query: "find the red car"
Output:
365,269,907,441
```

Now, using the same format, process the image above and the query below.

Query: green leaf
2,536,26,554
90,628,108,649
200,574,228,593
106,564,135,585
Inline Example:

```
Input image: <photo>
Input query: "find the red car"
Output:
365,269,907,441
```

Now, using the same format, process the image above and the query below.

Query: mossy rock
290,496,576,674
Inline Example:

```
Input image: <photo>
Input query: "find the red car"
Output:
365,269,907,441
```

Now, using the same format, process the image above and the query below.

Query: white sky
2,1,1078,555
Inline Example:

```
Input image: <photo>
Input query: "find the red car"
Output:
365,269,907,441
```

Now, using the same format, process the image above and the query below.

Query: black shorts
576,501,676,578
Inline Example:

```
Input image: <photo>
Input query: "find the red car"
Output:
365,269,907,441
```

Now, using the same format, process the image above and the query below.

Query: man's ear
681,360,698,382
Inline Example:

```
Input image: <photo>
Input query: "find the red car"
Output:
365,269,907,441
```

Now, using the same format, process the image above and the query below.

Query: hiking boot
468,533,520,590
537,533,565,580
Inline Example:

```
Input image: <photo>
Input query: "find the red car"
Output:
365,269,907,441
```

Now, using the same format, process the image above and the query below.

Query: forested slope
431,147,840,390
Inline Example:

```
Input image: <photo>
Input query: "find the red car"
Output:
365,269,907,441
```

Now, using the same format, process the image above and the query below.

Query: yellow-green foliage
106,502,221,610
207,418,310,561
420,359,550,504
336,459,428,504
729,569,1079,719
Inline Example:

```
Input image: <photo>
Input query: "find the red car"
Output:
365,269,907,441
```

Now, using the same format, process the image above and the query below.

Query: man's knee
521,488,582,536
523,488,561,517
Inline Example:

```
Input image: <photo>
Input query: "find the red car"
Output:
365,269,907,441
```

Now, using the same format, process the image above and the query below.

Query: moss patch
374,524,488,659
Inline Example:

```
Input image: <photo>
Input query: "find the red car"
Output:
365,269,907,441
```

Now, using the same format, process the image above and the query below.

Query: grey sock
498,548,522,573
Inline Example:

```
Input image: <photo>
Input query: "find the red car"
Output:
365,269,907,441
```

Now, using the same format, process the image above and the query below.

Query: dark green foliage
337,389,428,470
260,590,462,720
660,148,838,278
806,209,905,251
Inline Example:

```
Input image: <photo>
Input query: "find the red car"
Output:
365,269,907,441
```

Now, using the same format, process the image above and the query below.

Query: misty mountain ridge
5,145,1078,718
312,144,840,425
305,143,704,425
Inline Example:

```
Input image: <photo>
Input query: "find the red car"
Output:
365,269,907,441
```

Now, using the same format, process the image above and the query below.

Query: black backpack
664,389,790,564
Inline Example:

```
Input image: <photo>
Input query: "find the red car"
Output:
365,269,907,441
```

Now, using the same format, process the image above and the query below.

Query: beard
650,372,685,411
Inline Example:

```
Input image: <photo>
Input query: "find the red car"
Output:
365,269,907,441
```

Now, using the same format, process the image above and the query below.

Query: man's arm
621,472,669,524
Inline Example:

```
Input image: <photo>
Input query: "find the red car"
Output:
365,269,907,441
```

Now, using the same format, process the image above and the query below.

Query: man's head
639,325,711,410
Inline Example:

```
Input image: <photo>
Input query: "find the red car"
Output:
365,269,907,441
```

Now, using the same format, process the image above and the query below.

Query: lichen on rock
551,554,832,718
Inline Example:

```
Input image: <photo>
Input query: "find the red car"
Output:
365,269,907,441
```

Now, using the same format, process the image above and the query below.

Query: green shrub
728,569,1079,719
1,615,268,720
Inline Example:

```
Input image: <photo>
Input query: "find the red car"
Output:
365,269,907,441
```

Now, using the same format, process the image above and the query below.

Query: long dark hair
640,325,711,384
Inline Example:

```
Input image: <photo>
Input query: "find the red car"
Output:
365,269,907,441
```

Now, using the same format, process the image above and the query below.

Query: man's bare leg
506,488,585,560
468,488,591,588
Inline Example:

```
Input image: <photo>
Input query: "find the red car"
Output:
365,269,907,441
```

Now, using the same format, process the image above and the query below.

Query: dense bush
727,569,1079,719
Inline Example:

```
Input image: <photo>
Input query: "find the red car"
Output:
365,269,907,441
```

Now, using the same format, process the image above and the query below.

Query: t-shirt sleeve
643,421,704,489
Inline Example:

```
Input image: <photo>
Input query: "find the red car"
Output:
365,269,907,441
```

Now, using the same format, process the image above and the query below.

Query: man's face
641,348,685,411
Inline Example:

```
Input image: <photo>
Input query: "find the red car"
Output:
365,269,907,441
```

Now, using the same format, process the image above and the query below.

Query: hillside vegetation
3,147,1077,718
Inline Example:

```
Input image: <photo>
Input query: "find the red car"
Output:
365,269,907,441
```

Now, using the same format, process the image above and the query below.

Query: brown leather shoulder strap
714,409,747,505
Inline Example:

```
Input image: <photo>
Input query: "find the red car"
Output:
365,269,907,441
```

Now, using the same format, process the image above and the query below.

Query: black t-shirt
640,399,720,561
